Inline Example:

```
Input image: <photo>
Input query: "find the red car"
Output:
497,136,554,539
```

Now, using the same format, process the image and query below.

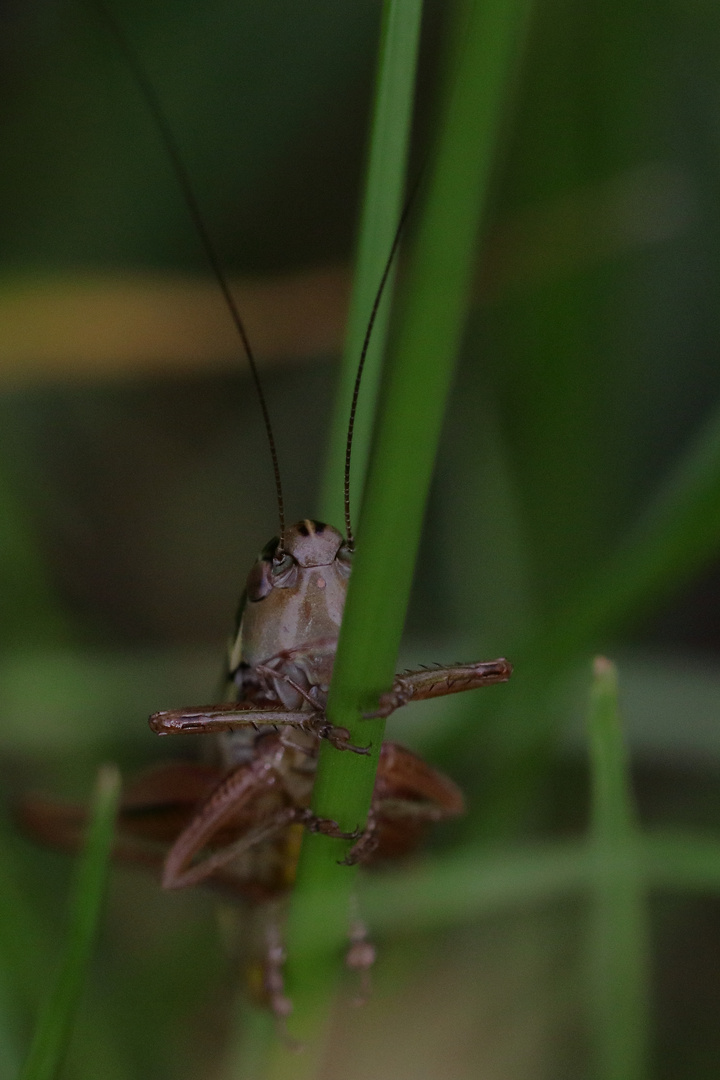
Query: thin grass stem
319,0,424,530
524,398,720,673
270,0,533,1064
19,764,120,1080
209,830,720,958
266,0,426,1069
462,401,720,831
587,658,649,1080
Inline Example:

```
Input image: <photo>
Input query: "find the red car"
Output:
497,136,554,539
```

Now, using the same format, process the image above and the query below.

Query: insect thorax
219,520,352,766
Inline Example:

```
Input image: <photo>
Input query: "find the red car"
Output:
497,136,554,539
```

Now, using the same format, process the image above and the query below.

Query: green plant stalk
224,999,276,1080
0,819,51,1012
526,397,720,673
264,1,425,1070
460,398,720,834
319,0,423,529
0,818,52,1072
265,0,426,1067
272,0,533,1061
587,659,649,1080
278,831,720,946
20,765,120,1080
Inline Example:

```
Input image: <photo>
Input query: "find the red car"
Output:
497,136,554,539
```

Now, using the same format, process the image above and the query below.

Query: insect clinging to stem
22,2,513,1022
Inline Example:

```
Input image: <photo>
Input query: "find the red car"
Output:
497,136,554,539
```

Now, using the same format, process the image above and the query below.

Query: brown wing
18,760,280,901
21,743,463,887
21,760,220,845
369,741,464,861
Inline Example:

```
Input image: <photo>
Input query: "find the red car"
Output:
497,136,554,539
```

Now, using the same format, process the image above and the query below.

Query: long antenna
93,1,286,538
343,187,418,548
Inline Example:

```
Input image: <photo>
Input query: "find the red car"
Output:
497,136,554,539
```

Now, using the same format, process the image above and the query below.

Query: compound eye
336,542,354,578
271,551,298,586
246,559,273,601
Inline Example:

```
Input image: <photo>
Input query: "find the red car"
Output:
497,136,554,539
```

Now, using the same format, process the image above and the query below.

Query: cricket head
238,520,353,668
247,520,353,599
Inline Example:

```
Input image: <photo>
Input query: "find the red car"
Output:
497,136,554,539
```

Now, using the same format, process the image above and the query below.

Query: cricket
22,1,513,1024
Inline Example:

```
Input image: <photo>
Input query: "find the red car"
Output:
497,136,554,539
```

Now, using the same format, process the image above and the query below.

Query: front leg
149,701,368,753
149,701,306,735
367,657,512,719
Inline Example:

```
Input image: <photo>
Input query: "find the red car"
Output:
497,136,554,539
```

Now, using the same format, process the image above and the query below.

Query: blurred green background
2,0,720,1077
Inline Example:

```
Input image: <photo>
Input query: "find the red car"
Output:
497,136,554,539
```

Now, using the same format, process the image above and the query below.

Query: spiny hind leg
367,657,512,719
161,749,283,889
162,750,359,890
164,801,360,890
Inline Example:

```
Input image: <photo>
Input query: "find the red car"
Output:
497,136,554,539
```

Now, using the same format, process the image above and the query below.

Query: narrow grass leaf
20,764,120,1080
268,0,426,1067
587,658,649,1080
266,829,720,958
319,0,424,528
356,832,720,939
0,818,53,1070
275,0,533,1060
0,820,51,1007
528,398,720,673
469,400,720,843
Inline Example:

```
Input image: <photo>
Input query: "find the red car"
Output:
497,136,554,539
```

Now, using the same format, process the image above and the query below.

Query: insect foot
298,810,361,842
306,717,371,755
337,815,380,866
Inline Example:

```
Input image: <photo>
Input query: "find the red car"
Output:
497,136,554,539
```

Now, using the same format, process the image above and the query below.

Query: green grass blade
358,832,720,938
0,822,50,1008
319,0,423,529
582,396,720,633
0,818,52,1075
587,659,649,1080
529,398,720,671
588,659,636,837
19,764,120,1080
267,0,427,1067
273,0,533,1060
223,1000,276,1080
464,401,720,833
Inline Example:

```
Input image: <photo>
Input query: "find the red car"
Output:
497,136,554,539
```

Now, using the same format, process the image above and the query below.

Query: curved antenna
343,188,418,547
93,1,285,538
